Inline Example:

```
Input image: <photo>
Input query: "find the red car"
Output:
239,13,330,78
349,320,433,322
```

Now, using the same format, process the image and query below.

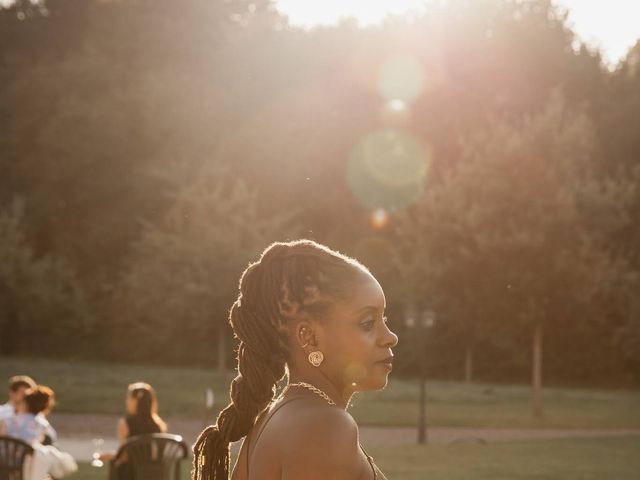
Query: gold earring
300,341,309,348
308,351,324,367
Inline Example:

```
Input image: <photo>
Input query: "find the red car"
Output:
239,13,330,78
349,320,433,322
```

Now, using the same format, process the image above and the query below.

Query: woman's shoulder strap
245,397,307,475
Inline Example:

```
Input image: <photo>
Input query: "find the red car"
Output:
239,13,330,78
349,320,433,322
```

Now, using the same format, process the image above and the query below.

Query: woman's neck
286,368,355,409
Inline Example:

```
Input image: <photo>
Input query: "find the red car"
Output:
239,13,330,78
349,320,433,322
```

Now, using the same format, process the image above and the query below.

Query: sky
276,0,640,66
1,0,637,65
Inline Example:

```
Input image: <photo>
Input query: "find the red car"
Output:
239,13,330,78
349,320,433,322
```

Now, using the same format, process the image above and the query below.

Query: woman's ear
296,321,318,349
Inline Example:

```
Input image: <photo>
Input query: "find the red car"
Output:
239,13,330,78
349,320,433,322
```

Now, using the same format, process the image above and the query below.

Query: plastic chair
108,433,189,480
0,436,34,480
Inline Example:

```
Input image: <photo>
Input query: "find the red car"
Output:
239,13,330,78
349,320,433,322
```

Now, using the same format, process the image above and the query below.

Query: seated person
100,382,168,477
0,385,76,480
119,382,167,440
0,375,36,419
0,385,55,444
0,376,57,445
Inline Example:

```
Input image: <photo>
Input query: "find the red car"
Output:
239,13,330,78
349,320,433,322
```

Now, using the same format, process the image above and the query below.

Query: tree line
1,0,639,389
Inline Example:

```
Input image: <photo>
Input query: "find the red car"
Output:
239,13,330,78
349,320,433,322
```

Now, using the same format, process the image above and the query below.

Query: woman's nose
381,322,399,348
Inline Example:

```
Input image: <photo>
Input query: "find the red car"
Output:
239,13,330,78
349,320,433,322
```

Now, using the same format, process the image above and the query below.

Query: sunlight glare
378,54,424,104
277,0,640,65
370,208,389,229
556,0,640,65
389,99,407,112
276,0,427,29
347,129,431,211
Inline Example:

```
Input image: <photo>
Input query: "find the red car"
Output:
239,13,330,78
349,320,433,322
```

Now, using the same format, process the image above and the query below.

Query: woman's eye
361,315,388,330
361,318,375,330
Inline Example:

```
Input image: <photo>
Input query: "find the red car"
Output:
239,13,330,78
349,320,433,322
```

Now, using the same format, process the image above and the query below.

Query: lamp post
405,307,436,444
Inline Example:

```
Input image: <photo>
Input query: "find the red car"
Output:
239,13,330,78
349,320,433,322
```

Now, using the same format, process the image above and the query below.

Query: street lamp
404,306,436,444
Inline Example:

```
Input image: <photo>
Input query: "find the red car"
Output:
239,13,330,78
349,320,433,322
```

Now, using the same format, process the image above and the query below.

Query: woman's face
317,271,398,391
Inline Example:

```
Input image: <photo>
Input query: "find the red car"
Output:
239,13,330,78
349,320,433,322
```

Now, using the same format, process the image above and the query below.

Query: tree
1,0,637,383
590,42,640,383
113,173,300,369
397,94,629,415
0,198,89,355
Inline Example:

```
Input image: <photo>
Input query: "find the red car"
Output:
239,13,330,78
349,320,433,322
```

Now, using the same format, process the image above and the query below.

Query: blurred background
1,1,639,478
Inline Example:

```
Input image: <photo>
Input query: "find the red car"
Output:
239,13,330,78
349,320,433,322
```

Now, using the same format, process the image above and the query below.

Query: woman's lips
375,359,393,370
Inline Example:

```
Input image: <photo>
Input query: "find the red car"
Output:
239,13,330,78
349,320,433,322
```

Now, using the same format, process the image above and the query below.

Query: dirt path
50,412,640,462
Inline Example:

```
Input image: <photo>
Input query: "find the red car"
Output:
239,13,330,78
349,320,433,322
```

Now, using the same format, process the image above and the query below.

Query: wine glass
91,438,104,467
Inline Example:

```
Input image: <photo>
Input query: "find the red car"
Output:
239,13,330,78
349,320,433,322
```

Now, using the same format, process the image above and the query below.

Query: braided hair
192,239,369,479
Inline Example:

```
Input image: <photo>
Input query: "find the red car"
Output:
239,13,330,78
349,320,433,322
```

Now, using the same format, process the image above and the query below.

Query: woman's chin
358,374,391,391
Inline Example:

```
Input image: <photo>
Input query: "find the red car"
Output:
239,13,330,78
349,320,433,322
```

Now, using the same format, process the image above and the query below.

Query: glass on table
91,438,104,467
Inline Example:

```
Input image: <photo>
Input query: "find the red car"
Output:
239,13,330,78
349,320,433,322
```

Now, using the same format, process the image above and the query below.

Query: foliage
111,174,299,364
0,199,89,355
0,0,638,384
395,95,633,383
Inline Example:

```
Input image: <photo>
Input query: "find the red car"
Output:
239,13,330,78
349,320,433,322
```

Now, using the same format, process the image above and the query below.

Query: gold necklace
283,381,336,406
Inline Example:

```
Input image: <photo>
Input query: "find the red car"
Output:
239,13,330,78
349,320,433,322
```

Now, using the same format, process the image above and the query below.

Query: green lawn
2,356,639,428
369,435,640,480
72,435,640,480
74,460,192,480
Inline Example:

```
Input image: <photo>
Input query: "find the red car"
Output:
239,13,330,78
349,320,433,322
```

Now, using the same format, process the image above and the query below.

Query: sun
275,0,428,29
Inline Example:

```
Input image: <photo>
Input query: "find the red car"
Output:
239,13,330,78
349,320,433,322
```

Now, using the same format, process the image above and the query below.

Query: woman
118,382,167,441
100,382,167,465
193,239,398,479
0,385,54,444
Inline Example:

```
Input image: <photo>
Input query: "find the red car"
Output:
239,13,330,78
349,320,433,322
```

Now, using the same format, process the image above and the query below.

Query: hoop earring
308,351,324,367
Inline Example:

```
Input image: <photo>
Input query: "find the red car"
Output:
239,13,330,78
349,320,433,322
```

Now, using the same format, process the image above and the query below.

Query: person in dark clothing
100,382,168,479
120,382,167,439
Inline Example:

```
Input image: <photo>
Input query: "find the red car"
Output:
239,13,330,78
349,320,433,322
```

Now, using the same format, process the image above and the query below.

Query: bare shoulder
117,417,128,442
289,402,358,438
281,404,367,480
117,417,127,430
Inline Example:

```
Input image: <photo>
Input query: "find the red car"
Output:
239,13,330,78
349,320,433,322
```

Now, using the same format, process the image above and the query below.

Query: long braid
192,240,369,479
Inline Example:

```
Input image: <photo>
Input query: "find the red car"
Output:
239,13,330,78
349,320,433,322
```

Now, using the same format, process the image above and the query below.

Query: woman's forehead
345,272,386,311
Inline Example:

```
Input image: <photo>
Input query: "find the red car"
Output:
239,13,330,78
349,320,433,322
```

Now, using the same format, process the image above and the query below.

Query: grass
0,356,232,418
348,380,640,428
72,435,640,480
369,435,640,480
74,461,192,480
2,356,639,428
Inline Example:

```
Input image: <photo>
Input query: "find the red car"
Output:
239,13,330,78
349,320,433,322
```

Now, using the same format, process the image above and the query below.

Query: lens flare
347,129,431,211
380,99,410,127
370,208,389,229
377,54,424,104
389,99,407,111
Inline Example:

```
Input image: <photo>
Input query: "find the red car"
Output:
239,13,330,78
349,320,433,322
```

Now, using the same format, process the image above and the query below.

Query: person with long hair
99,382,167,465
193,239,398,479
120,382,167,440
